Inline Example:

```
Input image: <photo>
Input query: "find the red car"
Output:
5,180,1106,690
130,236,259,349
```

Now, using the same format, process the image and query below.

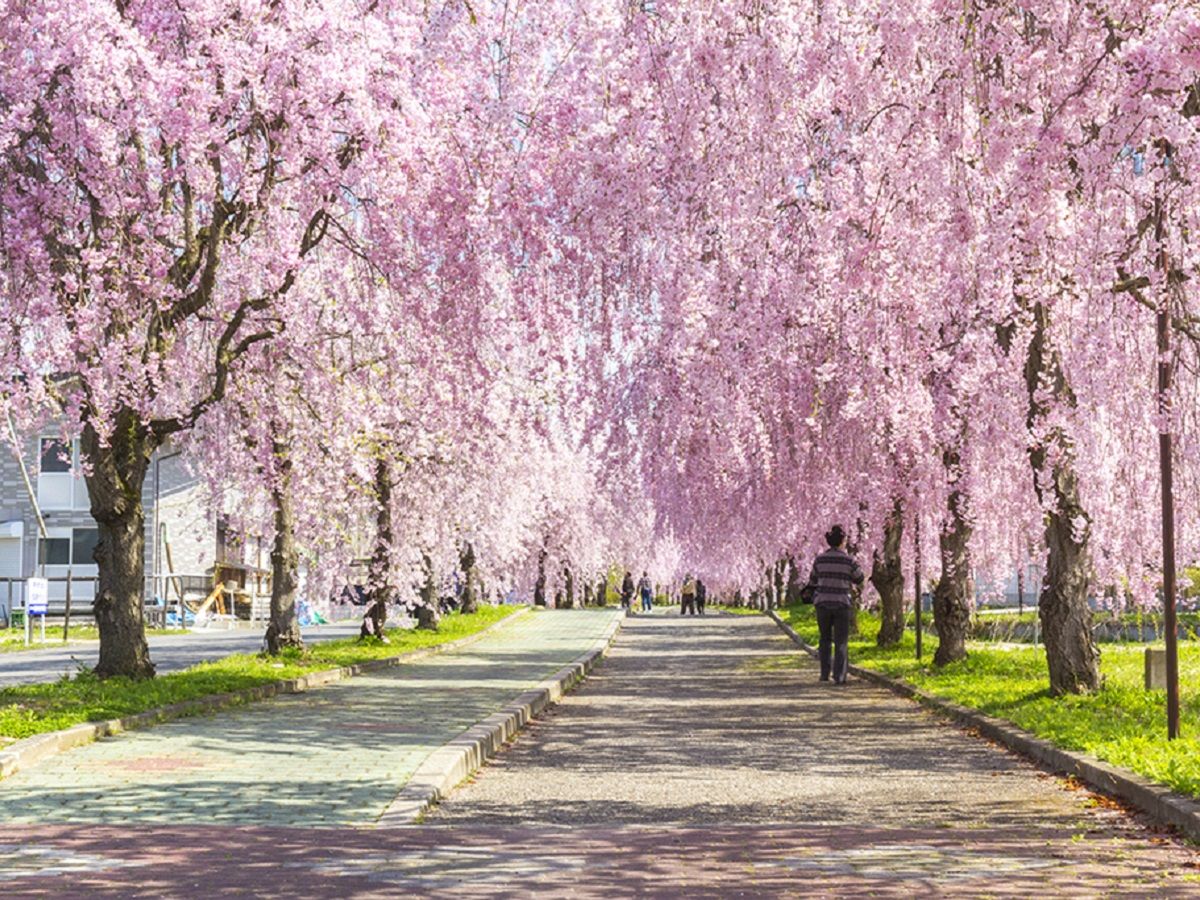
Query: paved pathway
1,610,1197,897
0,623,362,687
0,609,618,828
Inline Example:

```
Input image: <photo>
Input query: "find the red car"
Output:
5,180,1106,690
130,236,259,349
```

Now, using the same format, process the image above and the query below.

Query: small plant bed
0,605,517,742
778,604,1200,799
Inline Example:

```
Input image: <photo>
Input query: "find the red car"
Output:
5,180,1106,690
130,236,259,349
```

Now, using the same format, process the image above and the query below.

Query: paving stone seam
375,611,625,827
766,608,1200,844
0,607,532,782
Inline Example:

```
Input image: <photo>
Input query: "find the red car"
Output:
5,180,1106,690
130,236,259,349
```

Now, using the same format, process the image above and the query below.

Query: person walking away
621,571,635,612
695,578,707,615
805,525,864,684
681,576,697,615
638,571,653,612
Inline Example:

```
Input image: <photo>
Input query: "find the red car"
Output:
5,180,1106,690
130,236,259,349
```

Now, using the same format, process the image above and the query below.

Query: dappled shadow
0,821,1196,898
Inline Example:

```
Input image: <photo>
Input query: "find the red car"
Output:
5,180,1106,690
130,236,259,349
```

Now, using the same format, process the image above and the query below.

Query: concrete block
1145,648,1167,690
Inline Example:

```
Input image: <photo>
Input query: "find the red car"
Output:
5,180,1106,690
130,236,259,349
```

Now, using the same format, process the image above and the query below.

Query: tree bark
265,437,303,654
459,541,480,614
785,556,802,606
361,457,393,640
596,574,608,607
933,452,972,666
560,567,576,609
1024,302,1100,694
83,413,156,679
583,580,594,607
872,500,906,647
533,549,548,606
417,553,440,630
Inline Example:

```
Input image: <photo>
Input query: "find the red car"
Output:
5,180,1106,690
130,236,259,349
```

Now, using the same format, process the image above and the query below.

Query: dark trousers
681,595,696,615
815,604,851,681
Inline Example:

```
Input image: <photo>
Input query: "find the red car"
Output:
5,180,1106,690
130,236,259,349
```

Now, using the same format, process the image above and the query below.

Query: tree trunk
459,541,480,615
583,580,594,607
1024,302,1100,694
933,454,972,666
560,567,576,609
361,457,393,640
533,549,548,607
872,500,906,647
265,438,303,654
417,553,440,630
785,556,802,606
596,574,607,607
82,414,156,679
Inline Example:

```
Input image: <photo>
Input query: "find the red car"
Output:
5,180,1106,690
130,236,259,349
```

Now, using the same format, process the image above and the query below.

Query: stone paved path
0,609,618,828
1,610,1198,897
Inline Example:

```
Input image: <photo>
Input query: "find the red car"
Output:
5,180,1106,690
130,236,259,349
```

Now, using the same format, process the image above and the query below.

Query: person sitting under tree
804,525,864,684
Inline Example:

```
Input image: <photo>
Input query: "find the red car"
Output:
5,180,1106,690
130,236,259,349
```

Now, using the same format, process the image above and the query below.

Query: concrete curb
0,607,531,782
377,611,624,826
765,608,1200,843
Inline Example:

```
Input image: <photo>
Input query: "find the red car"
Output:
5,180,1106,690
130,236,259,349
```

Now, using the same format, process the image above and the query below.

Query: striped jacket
806,548,865,607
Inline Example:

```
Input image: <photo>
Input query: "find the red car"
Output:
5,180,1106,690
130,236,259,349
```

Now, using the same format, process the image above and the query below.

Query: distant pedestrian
804,525,864,684
695,579,707,615
638,572,654,612
681,576,697,615
621,571,635,611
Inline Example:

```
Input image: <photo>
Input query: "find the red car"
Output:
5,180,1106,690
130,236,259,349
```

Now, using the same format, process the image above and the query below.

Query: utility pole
914,505,922,661
1155,190,1180,740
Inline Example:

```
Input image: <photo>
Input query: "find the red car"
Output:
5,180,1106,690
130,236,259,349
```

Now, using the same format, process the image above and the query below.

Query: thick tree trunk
873,500,906,647
265,439,303,654
583,580,594,607
459,542,480,615
1024,302,1100,694
361,458,393,640
596,575,607,607
82,414,155,679
933,457,972,667
417,553,440,630
533,549,548,606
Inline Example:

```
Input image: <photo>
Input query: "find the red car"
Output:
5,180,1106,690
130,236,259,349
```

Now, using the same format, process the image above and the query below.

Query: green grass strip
779,604,1200,799
0,605,517,742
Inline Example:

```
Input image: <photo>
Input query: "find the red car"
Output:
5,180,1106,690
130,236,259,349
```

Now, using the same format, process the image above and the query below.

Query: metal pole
63,566,72,642
1155,192,1180,740
915,506,923,661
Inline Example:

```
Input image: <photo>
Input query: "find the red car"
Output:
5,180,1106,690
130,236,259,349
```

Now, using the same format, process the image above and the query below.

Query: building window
72,528,100,566
39,538,71,565
39,438,72,473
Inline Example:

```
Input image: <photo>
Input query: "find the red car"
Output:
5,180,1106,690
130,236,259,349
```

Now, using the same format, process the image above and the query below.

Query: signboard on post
27,577,48,615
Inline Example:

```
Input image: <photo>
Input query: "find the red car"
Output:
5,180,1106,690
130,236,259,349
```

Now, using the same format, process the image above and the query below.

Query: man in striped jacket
805,524,865,684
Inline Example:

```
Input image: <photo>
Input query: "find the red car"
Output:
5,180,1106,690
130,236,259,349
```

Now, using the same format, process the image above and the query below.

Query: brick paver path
0,609,619,828
2,610,1198,897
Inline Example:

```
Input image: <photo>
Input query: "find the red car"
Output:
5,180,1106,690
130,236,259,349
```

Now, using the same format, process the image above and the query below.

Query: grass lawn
779,604,1200,799
0,625,189,651
0,605,518,743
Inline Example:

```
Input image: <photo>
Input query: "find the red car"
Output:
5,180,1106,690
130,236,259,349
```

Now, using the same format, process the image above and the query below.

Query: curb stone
377,611,624,826
0,607,531,782
766,608,1200,844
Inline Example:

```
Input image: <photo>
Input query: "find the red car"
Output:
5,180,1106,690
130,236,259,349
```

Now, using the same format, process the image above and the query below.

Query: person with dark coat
804,525,864,684
695,579,707,615
620,571,635,611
